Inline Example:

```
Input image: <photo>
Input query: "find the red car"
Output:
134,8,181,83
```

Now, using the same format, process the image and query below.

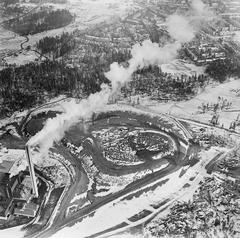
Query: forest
36,33,76,59
205,58,240,82
0,60,108,117
1,51,237,118
1,0,19,6
4,9,74,35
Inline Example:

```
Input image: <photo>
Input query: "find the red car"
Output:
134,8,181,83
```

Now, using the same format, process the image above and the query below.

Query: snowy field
0,226,24,238
51,145,222,238
0,89,239,238
161,59,205,76
0,2,239,236
139,78,240,131
4,50,39,66
0,0,134,66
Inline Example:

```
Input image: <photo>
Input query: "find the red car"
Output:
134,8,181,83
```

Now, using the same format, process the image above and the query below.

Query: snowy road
21,107,198,238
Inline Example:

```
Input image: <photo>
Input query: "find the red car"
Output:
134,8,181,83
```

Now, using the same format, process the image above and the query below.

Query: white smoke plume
104,0,211,93
191,0,206,15
105,40,181,90
28,0,211,155
28,40,182,154
166,14,195,43
28,85,110,155
191,0,213,17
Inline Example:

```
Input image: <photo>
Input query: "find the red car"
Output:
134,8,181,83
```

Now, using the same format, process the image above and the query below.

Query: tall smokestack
25,145,38,198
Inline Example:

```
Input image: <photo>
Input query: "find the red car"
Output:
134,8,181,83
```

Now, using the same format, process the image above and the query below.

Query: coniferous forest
4,9,74,36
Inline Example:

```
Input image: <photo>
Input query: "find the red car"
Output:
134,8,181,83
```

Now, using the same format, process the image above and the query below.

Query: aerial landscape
0,0,240,237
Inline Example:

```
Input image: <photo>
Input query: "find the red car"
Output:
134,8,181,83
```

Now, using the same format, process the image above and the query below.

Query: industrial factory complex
0,0,240,237
0,146,39,220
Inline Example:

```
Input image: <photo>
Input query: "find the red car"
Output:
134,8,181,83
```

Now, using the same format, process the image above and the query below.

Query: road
23,102,238,238
23,107,197,238
3,99,230,238
35,162,181,238
0,1,49,66
79,112,182,176
20,36,29,50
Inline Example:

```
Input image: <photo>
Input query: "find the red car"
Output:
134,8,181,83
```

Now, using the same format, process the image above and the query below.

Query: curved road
23,108,196,238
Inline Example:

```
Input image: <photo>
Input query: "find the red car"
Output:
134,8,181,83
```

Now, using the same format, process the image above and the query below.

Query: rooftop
0,160,15,174
14,203,39,218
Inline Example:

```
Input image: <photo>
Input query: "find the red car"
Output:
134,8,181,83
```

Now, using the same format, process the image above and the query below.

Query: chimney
25,145,39,198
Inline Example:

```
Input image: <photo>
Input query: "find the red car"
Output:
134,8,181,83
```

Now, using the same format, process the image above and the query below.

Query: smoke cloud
105,40,181,90
191,0,213,17
28,85,110,155
28,0,211,155
166,14,195,43
191,0,206,14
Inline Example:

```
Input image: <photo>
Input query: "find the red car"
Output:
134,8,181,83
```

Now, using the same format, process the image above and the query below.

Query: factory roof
14,203,39,217
0,160,15,174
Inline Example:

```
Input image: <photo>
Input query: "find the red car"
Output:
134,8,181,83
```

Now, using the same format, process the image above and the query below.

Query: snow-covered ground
0,109,28,132
70,192,87,204
161,59,205,76
0,0,134,66
0,226,24,238
81,154,155,197
233,31,240,43
96,104,188,141
138,78,240,131
67,0,133,26
0,86,238,237
0,148,28,177
0,26,24,52
50,141,228,238
0,95,66,134
4,50,39,66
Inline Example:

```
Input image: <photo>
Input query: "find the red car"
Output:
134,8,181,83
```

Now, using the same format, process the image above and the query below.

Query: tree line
1,0,19,7
122,65,209,101
36,33,76,59
4,9,74,36
205,58,240,82
0,60,109,117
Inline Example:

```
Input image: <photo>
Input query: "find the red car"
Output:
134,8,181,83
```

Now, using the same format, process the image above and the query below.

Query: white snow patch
51,144,226,238
0,225,25,238
71,192,87,204
0,149,28,177
137,79,240,131
161,59,205,76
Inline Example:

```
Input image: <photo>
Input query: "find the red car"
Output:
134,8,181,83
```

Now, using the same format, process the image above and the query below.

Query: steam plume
191,0,206,15
191,0,213,17
28,0,210,155
28,85,110,155
166,14,195,43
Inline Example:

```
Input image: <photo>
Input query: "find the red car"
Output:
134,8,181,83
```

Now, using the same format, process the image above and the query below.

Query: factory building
0,147,39,220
